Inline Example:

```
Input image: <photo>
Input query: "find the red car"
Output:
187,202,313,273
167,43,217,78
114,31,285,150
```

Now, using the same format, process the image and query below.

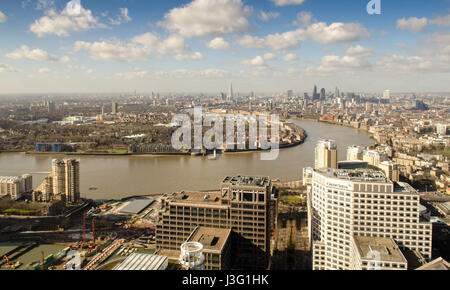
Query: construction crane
91,218,95,246
82,211,86,243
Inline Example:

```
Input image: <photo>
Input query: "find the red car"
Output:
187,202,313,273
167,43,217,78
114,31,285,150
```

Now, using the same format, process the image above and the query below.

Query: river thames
0,120,374,199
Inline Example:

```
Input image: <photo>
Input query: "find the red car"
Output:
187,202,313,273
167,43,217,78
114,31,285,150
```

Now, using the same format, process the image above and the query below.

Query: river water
0,120,373,199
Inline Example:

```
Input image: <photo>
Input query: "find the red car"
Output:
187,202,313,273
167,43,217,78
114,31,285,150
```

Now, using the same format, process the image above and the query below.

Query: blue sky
0,0,449,94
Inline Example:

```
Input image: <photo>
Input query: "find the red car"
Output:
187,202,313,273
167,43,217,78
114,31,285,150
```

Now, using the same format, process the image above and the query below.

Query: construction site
0,196,161,270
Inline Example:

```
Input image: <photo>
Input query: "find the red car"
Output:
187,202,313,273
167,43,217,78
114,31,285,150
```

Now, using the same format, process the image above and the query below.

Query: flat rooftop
187,227,232,253
114,253,168,270
315,168,390,183
436,202,450,215
353,236,407,264
222,176,271,188
162,191,225,207
394,182,419,194
416,257,450,270
0,176,24,183
119,197,155,214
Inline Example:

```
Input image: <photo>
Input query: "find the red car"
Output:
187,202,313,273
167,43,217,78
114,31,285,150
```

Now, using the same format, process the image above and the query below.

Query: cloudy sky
0,0,449,95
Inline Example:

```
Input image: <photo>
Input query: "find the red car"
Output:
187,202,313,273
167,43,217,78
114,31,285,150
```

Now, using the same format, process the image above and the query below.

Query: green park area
278,187,307,207
280,195,305,207
0,200,46,216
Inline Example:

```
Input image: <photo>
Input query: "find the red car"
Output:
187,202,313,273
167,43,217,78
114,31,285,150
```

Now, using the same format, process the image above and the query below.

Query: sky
0,0,449,95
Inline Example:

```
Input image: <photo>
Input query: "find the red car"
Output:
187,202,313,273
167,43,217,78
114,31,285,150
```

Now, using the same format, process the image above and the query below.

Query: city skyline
0,0,449,94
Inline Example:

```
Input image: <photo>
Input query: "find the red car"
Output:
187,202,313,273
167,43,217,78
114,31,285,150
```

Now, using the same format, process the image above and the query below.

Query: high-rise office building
112,102,118,114
320,88,326,100
155,176,276,269
229,83,234,100
415,100,429,111
315,140,338,169
383,90,390,100
334,87,340,99
339,98,346,110
313,85,318,100
287,90,293,98
65,159,80,203
47,101,55,113
307,168,432,270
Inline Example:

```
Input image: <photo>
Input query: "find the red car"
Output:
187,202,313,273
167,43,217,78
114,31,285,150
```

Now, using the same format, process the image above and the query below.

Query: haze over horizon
0,0,450,94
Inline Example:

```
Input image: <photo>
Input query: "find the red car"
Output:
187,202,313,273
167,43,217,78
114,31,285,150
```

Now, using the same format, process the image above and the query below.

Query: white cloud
30,5,105,37
307,45,373,75
238,30,305,52
397,17,428,33
374,32,450,75
430,14,450,27
311,55,372,74
131,32,159,48
271,0,305,6
6,45,69,62
0,10,7,23
0,63,17,73
60,56,72,63
294,11,314,26
131,33,189,56
238,19,369,51
33,0,56,11
115,70,150,80
422,32,450,69
345,45,375,57
175,52,204,61
161,0,251,37
110,8,132,25
306,22,370,44
395,42,406,49
74,40,150,62
258,11,280,22
395,14,450,34
263,53,277,60
38,67,52,73
432,32,450,48
241,55,269,70
154,35,189,55
282,53,298,62
206,37,230,50
74,33,192,62
376,54,433,72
